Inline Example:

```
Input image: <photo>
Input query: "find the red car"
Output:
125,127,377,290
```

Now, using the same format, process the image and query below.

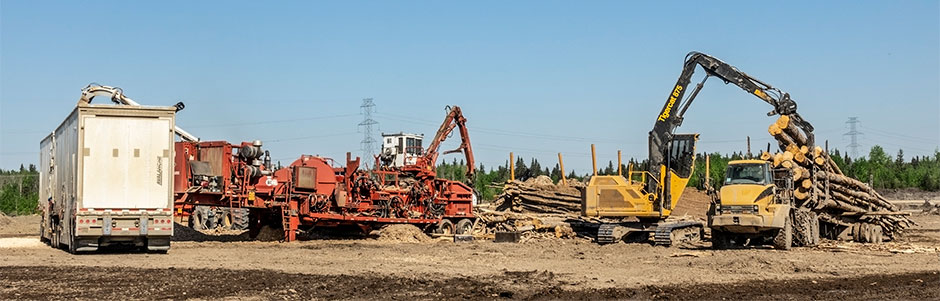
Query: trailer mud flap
140,216,148,236
103,215,112,236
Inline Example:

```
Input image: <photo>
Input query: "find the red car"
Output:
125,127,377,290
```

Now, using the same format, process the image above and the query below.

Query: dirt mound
0,214,40,237
524,175,555,187
673,189,712,219
0,212,12,227
880,188,940,201
255,226,285,242
376,224,431,243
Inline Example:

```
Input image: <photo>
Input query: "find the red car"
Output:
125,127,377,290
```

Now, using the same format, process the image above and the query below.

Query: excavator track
596,224,620,244
653,221,703,247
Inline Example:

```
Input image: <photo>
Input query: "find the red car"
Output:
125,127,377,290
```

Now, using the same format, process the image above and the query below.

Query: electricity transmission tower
359,98,378,168
844,117,863,158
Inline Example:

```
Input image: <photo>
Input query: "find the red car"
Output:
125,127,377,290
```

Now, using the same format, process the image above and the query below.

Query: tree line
3,145,937,215
435,145,940,202
0,164,39,215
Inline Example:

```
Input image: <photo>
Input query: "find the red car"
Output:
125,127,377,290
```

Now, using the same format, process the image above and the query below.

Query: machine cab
379,132,424,168
717,160,776,213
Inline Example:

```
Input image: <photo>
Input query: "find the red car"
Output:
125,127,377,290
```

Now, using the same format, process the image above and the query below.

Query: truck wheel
39,218,49,244
455,219,473,235
773,215,792,250
809,214,820,246
852,223,862,242
434,220,455,235
873,227,883,244
67,232,77,254
50,223,60,249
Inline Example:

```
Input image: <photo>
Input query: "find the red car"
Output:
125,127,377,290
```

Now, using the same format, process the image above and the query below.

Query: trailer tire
455,219,473,235
230,208,249,230
190,206,209,230
773,215,792,250
67,231,77,254
434,219,455,235
39,218,49,244
219,208,233,229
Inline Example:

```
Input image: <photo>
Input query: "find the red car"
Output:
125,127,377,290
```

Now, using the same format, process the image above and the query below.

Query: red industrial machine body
173,106,476,242
173,141,475,241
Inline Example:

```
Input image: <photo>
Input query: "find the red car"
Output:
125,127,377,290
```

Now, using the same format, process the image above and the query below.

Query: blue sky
2,1,938,173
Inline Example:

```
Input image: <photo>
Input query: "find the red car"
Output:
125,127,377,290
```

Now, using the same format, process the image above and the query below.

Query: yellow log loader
582,51,815,246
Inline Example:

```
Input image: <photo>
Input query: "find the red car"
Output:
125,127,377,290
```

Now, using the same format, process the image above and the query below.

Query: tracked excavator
582,51,814,246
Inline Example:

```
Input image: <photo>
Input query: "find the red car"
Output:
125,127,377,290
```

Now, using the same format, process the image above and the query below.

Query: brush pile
492,176,583,214
764,115,912,242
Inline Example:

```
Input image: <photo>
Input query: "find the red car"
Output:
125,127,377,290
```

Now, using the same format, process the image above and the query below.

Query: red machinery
173,106,476,241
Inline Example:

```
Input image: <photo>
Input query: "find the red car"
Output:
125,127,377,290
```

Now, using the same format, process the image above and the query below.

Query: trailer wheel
772,215,792,250
230,208,249,230
434,219,455,235
67,231,77,254
190,206,209,230
39,217,49,243
455,219,473,235
219,208,233,229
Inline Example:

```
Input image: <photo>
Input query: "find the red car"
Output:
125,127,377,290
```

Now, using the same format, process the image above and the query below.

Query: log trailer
173,106,476,241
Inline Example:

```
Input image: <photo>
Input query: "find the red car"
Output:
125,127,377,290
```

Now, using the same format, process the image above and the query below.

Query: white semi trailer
39,101,177,253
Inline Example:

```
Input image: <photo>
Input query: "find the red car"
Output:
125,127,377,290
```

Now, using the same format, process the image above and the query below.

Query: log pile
765,115,913,241
492,176,583,214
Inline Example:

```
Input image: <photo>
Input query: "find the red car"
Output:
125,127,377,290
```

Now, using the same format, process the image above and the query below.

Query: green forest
3,145,938,215
0,164,39,216
438,145,940,202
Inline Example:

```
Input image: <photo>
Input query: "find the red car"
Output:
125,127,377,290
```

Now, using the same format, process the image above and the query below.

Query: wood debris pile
473,208,580,242
492,176,584,214
764,115,913,241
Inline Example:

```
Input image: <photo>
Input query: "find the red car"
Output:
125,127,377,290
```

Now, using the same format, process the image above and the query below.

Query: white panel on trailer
81,116,172,209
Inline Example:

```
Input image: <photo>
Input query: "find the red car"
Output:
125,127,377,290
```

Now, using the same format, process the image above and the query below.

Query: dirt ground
1,212,939,300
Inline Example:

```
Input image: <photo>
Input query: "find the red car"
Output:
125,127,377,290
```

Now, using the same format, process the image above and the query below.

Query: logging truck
708,160,820,250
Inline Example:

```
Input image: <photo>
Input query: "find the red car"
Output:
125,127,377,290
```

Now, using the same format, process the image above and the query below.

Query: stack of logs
493,176,581,215
764,115,912,241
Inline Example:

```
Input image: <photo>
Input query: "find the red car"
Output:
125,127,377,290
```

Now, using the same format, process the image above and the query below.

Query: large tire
809,214,820,246
773,215,792,250
455,219,473,235
39,217,49,244
230,208,250,230
434,219,455,235
852,223,863,242
219,208,233,229
873,227,883,244
189,207,207,230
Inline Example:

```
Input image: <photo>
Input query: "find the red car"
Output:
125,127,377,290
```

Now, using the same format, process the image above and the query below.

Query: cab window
725,164,769,185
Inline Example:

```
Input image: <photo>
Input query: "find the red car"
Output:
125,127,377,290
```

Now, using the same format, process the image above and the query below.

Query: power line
358,98,378,168
844,117,863,158
184,113,359,129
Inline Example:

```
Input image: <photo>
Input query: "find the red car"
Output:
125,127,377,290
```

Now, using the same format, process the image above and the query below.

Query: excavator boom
648,52,814,194
421,106,475,178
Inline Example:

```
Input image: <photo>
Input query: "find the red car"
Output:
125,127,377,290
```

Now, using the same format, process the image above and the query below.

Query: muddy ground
0,212,938,300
